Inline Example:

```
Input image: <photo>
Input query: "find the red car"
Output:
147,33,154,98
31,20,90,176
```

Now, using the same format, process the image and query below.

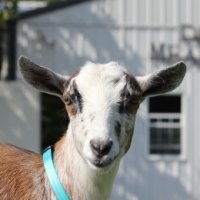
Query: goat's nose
90,140,113,158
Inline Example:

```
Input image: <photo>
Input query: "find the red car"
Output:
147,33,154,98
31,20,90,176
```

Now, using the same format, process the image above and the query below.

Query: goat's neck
54,124,120,200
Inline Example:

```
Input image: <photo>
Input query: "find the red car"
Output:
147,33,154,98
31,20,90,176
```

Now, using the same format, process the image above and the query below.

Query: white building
1,0,200,199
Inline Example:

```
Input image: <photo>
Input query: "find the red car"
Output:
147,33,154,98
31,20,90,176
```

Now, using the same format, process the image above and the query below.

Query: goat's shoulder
0,143,41,161
0,144,46,199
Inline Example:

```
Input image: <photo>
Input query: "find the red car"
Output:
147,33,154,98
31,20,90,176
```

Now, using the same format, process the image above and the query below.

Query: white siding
15,0,200,199
0,82,40,153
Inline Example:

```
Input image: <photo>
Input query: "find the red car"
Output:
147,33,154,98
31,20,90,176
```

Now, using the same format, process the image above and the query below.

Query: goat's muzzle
89,139,117,168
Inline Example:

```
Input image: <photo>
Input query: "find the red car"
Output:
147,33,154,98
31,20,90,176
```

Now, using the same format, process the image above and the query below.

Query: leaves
0,0,18,28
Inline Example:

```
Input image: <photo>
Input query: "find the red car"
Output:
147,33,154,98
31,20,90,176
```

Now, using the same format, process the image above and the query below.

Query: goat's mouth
89,156,118,169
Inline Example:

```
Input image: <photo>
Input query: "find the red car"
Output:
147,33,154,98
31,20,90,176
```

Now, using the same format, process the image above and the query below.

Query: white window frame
146,94,187,161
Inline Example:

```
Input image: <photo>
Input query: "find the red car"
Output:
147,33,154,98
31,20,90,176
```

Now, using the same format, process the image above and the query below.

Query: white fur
54,62,136,199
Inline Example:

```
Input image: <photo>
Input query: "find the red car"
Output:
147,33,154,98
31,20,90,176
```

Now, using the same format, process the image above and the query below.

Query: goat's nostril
101,140,113,156
90,140,113,157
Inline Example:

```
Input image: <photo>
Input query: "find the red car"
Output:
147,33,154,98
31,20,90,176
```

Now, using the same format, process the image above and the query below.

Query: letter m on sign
151,43,166,61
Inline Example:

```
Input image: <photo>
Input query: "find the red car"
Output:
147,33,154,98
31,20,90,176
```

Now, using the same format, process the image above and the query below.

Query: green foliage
0,0,18,28
0,0,64,28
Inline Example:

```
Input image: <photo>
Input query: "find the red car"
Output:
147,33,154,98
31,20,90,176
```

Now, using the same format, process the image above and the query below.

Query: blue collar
43,146,71,200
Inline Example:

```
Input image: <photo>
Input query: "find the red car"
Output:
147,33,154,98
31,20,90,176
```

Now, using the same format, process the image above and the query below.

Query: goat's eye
63,96,72,105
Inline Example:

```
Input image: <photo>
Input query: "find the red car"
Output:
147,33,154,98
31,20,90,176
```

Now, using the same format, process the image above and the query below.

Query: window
149,95,181,155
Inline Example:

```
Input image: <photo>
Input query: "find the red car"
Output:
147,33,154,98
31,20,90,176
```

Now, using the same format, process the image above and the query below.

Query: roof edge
17,0,93,20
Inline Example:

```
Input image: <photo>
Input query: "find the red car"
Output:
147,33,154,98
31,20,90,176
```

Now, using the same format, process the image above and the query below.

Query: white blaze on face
65,62,141,170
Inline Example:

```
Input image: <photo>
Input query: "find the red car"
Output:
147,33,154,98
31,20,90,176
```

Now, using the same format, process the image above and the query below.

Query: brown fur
65,104,77,116
0,144,48,200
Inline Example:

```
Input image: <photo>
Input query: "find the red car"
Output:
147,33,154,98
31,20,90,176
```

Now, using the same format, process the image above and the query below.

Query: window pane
150,132,158,144
150,128,181,155
149,96,181,113
162,119,169,122
162,132,169,145
150,119,157,122
173,119,180,123
150,149,181,154
173,132,180,144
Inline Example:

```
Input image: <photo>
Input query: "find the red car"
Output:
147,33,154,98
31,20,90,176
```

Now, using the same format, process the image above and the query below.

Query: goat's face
63,62,141,171
18,56,186,172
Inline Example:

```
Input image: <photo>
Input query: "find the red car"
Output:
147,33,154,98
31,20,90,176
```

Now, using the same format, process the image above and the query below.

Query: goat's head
18,57,186,172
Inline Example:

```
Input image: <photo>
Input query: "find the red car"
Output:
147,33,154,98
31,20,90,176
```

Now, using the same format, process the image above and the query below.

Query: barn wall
16,0,200,199
0,82,40,153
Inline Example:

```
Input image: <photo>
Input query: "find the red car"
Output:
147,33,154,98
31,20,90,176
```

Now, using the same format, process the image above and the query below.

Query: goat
0,56,186,200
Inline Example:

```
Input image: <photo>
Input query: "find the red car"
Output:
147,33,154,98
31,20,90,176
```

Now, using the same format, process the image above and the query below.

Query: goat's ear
136,61,186,100
18,56,68,98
